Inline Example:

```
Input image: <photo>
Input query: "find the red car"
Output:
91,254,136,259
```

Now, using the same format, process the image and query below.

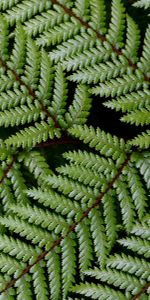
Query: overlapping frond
133,0,150,10
0,18,92,148
0,128,149,299
0,1,149,299
72,219,150,299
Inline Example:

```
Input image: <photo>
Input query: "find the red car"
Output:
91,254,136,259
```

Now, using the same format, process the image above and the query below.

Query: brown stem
131,282,150,300
36,136,81,147
50,0,150,83
0,153,131,294
0,156,16,185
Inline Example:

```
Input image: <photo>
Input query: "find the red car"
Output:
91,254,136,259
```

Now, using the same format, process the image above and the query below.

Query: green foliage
133,0,150,10
0,0,149,299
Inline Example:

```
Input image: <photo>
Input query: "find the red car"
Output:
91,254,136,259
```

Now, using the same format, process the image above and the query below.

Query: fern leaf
63,150,116,174
106,0,126,48
24,8,69,37
36,21,81,47
133,0,150,10
72,0,90,20
65,84,92,127
107,253,150,279
22,37,40,89
84,267,144,294
0,235,40,262
26,187,80,216
124,165,148,219
45,251,61,300
4,0,51,26
8,24,26,73
131,221,150,240
15,276,32,300
118,236,150,258
9,204,69,235
0,16,9,60
89,0,106,33
91,72,147,97
72,282,126,300
47,174,99,204
50,32,98,63
89,208,109,268
36,50,54,101
122,15,140,63
0,0,20,10
131,130,150,149
104,89,150,112
61,236,76,299
30,263,49,300
0,88,32,111
68,124,128,164
57,163,107,189
0,215,54,248
138,25,150,75
0,254,25,276
75,220,93,276
132,151,150,189
50,64,68,124
0,103,42,127
62,42,111,72
114,176,135,232
5,121,61,148
102,191,118,249
69,58,130,84
19,150,53,183
7,164,29,204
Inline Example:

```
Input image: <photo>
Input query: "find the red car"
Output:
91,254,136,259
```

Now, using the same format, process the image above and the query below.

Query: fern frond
0,215,54,248
89,208,109,268
0,19,92,148
138,25,150,75
119,236,150,258
24,8,69,37
106,0,126,48
89,0,106,33
61,236,76,299
104,89,150,112
73,220,150,299
0,0,20,10
4,0,52,25
26,187,80,217
130,130,150,149
68,124,129,164
133,0,150,10
5,121,61,148
0,1,149,299
131,221,150,240
30,263,49,300
9,203,69,235
84,268,145,294
122,15,140,63
36,21,82,47
0,235,40,262
72,282,127,300
76,220,93,276
46,252,61,300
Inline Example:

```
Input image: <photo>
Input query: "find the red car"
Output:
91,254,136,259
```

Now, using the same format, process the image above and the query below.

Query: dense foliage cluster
0,0,149,299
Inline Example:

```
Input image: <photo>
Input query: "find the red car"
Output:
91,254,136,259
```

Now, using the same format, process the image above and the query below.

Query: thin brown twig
36,136,81,147
0,156,16,185
0,153,131,294
131,282,150,300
